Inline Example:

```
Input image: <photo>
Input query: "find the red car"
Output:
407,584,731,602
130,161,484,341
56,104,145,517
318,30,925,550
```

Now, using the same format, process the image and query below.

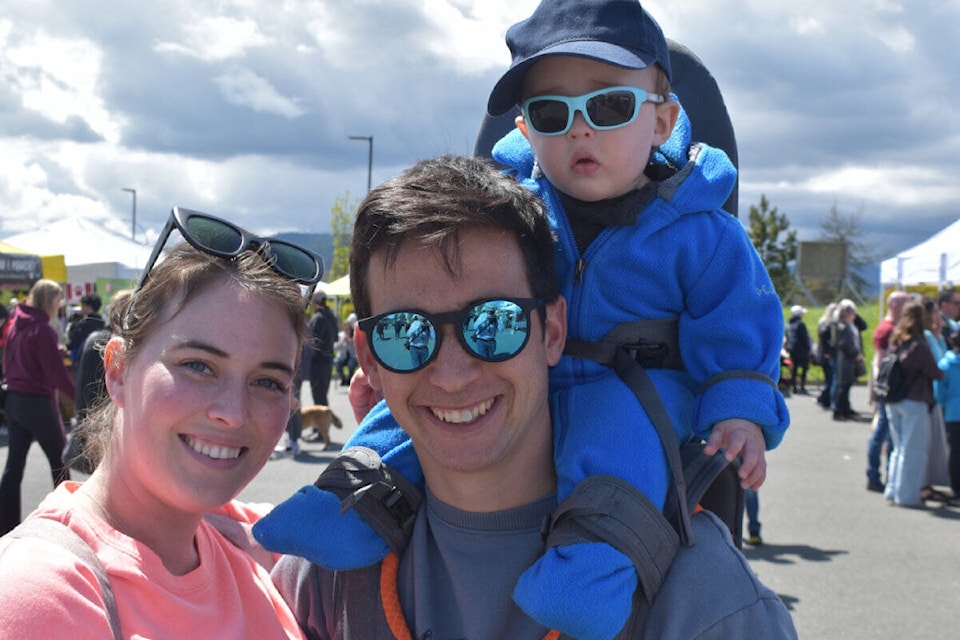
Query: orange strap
380,553,413,640
380,551,559,640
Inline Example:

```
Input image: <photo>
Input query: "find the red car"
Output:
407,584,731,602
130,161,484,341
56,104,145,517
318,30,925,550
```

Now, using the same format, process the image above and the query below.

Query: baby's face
517,55,676,202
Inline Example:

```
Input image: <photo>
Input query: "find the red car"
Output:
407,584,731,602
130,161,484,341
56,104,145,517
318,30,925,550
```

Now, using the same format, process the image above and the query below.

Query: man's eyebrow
173,340,294,375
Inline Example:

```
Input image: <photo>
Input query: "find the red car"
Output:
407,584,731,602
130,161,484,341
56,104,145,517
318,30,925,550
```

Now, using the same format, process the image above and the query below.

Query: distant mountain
275,232,335,279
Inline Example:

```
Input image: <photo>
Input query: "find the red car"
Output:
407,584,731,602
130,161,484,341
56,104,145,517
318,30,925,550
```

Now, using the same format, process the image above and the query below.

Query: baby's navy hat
487,0,671,116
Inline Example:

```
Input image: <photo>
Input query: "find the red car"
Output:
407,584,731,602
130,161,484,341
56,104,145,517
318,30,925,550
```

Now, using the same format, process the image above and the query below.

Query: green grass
784,300,880,384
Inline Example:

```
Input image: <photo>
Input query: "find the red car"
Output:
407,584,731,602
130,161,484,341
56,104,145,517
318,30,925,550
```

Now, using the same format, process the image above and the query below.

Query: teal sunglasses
522,86,665,136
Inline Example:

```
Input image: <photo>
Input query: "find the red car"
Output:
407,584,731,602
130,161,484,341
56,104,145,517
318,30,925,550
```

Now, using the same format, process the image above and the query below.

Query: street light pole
348,135,373,193
122,187,137,241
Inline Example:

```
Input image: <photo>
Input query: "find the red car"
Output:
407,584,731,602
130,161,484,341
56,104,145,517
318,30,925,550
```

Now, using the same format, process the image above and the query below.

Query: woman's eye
255,377,286,392
183,360,212,374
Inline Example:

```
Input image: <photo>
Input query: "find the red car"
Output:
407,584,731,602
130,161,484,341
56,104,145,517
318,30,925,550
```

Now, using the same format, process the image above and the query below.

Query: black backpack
874,347,909,403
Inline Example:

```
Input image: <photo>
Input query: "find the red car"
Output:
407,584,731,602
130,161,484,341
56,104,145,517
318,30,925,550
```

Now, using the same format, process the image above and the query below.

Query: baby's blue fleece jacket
489,127,790,505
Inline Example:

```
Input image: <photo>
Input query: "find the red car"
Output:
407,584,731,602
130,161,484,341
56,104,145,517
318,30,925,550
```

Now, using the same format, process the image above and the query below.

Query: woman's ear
103,336,127,407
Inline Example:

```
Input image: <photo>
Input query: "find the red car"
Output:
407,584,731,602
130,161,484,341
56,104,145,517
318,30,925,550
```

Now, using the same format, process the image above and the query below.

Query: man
66,292,104,368
786,305,812,394
267,156,796,639
939,289,960,341
306,292,338,407
867,291,911,492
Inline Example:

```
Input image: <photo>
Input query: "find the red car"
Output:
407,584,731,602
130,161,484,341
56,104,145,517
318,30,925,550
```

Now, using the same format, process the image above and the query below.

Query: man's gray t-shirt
398,490,554,638
271,490,797,639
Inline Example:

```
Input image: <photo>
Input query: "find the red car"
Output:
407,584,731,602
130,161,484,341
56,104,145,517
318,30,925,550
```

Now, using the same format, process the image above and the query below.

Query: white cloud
155,16,270,61
805,165,960,207
2,26,122,143
1,0,958,266
215,68,305,117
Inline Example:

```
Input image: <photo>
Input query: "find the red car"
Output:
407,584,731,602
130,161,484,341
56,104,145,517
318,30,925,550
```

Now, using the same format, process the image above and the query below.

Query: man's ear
652,100,681,146
543,296,567,367
103,336,127,407
354,328,383,391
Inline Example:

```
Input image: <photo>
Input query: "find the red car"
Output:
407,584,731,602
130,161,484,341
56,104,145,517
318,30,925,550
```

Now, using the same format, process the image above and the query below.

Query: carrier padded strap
545,476,680,620
9,518,122,640
610,346,695,546
314,446,422,556
676,441,744,549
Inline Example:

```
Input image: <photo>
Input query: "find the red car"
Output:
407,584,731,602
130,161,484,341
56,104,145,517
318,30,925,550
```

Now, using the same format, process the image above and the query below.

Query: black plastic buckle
623,339,669,369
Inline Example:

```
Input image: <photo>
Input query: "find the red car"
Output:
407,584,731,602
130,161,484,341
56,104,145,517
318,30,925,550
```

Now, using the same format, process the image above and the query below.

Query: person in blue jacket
936,331,960,501
256,2,789,638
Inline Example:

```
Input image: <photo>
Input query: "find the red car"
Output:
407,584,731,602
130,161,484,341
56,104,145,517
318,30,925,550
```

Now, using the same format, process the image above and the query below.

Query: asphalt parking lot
9,382,959,639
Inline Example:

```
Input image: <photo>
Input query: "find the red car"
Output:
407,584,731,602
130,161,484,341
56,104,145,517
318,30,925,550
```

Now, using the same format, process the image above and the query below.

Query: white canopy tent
318,273,351,297
879,217,960,290
2,216,153,283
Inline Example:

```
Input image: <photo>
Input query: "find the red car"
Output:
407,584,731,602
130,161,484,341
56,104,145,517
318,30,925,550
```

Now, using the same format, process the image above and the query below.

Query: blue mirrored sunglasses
357,298,545,373
137,207,323,291
522,85,665,136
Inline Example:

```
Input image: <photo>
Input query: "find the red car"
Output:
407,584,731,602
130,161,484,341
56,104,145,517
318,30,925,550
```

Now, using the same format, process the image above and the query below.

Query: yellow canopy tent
0,240,67,282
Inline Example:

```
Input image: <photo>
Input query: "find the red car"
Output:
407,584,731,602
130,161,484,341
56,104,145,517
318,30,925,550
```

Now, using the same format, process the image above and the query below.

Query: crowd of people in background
800,298,869,420
800,289,960,507
0,280,361,467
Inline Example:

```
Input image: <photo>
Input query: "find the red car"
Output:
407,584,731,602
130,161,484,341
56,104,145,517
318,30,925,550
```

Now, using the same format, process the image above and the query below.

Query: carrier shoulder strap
564,318,695,546
565,318,748,547
8,518,122,640
545,474,680,634
313,446,423,555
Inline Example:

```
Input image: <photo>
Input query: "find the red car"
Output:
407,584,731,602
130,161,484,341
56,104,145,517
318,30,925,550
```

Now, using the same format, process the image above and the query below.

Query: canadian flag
65,282,94,302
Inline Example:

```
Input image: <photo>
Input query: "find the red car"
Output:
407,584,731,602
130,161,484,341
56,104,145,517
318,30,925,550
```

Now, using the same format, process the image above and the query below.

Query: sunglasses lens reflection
369,314,438,372
184,216,244,255
367,300,532,373
527,99,569,134
271,242,322,282
463,300,529,362
588,91,636,127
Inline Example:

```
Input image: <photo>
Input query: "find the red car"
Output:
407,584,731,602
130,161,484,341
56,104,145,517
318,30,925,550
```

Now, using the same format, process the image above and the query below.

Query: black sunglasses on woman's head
137,207,323,295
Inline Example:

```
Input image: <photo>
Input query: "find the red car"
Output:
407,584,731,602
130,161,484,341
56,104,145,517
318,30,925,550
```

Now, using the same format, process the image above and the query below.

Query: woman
935,332,960,501
0,279,75,535
334,314,358,386
816,302,838,409
921,297,951,500
832,300,864,421
64,289,135,474
0,212,319,639
885,301,945,507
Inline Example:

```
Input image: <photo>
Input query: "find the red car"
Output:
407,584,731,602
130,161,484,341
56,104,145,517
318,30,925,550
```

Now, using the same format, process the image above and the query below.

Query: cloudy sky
2,0,958,271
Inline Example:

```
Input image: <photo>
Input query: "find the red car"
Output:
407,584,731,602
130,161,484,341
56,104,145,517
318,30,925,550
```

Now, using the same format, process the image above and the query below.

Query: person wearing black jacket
66,293,105,369
786,305,812,394
306,293,339,407
832,300,866,421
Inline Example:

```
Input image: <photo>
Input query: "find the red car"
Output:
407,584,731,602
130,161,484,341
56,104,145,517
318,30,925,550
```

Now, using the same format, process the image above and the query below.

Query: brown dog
300,404,343,450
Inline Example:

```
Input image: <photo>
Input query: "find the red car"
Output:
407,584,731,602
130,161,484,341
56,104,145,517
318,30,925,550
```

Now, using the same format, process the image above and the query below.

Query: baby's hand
703,418,767,490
